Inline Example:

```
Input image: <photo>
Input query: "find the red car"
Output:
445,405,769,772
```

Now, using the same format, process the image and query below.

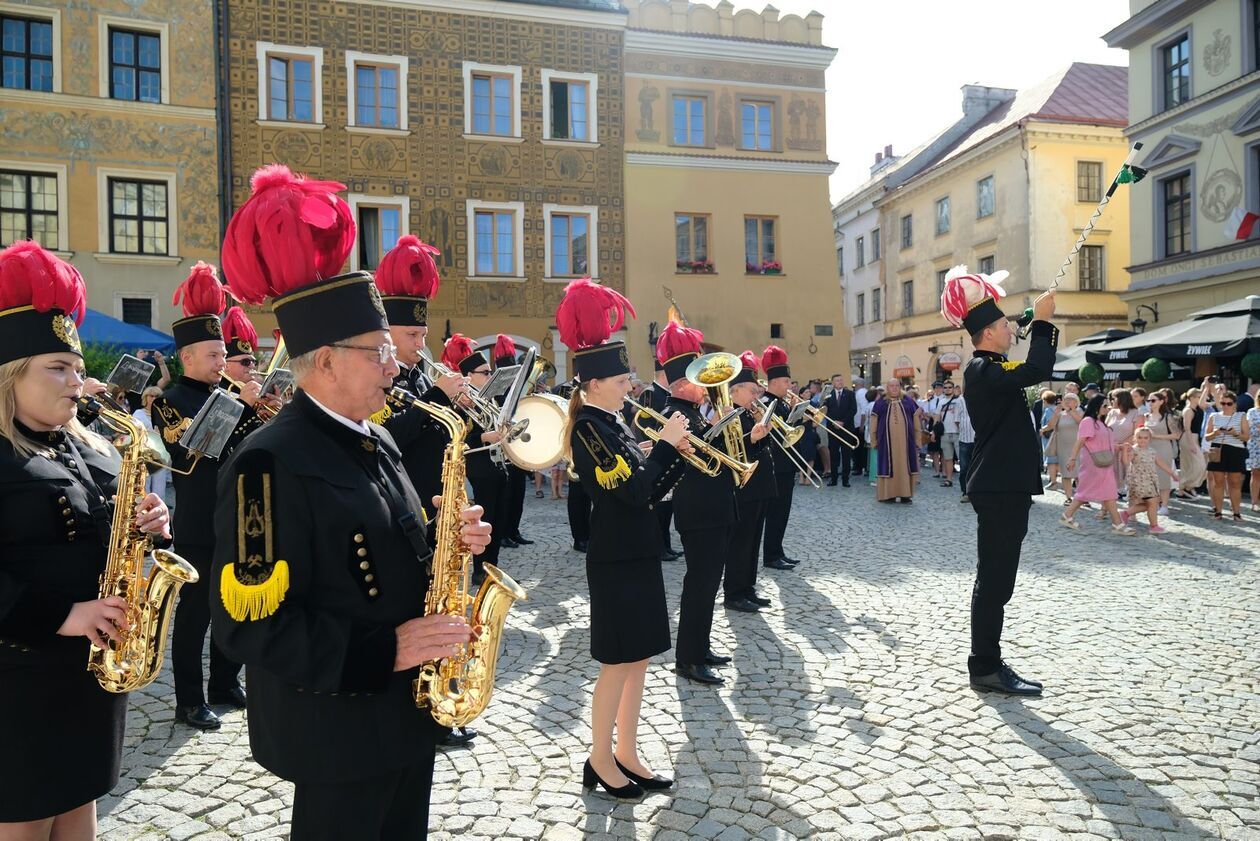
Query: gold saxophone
84,397,199,693
387,388,527,727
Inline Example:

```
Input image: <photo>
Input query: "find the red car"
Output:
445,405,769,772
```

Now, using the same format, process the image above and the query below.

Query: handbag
1206,446,1222,464
1082,420,1115,467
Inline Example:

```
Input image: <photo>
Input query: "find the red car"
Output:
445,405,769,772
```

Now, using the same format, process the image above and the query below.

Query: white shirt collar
306,392,371,435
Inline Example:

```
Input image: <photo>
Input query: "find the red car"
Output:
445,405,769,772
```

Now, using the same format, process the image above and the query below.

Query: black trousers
968,493,1032,676
724,499,767,601
290,750,436,841
567,476,591,543
656,499,676,551
469,470,507,569
502,465,527,538
172,543,242,707
762,470,795,564
676,526,730,664
829,437,852,483
852,437,867,475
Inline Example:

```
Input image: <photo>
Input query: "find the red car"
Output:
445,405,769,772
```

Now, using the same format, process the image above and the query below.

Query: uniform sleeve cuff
1030,320,1056,339
339,624,397,693
0,589,75,638
421,385,452,407
648,439,678,464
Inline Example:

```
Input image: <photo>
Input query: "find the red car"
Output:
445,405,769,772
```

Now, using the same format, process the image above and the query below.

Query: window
740,100,773,151
977,176,995,218
267,55,314,121
871,288,881,321
978,255,994,275
855,293,865,326
672,95,706,146
463,62,521,139
1162,172,1191,257
770,322,783,339
936,268,948,297
675,213,711,271
855,236,864,267
108,178,168,255
901,280,914,315
357,205,401,270
0,170,58,248
108,28,160,103
1162,35,1190,110
1077,161,1103,203
871,228,881,261
935,197,950,235
548,209,592,277
900,214,912,249
1,14,53,92
121,297,153,327
744,216,778,271
836,246,843,276
543,71,597,142
1078,244,1105,291
1254,0,1260,71
347,53,405,129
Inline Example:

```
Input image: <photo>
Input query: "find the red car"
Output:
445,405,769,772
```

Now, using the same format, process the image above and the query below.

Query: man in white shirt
938,381,963,487
956,383,975,503
853,378,870,476
922,381,947,477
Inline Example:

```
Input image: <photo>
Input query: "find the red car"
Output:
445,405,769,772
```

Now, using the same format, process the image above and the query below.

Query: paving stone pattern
99,480,1260,840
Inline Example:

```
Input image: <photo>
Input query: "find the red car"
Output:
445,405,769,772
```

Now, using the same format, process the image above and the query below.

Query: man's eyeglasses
234,358,258,368
1220,401,1235,406
471,367,492,376
332,342,396,365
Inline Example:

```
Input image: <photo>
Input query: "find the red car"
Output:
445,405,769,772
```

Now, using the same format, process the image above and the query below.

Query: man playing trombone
759,346,801,571
723,351,777,612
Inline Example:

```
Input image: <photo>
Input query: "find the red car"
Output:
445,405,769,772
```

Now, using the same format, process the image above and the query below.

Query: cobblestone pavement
99,477,1259,840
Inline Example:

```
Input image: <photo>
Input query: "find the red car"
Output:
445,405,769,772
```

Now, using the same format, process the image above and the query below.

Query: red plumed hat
555,278,635,381
761,345,791,380
375,234,441,327
656,320,703,383
493,333,517,367
442,332,485,376
170,261,227,350
0,241,86,364
221,306,259,357
730,349,761,386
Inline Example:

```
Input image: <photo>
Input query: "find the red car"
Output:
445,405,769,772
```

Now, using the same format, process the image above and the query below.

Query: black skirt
586,556,670,665
0,649,127,821
1207,444,1247,474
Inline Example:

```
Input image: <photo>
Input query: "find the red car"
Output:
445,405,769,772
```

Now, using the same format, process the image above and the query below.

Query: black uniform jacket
761,394,798,475
662,397,738,529
0,426,119,664
825,388,858,428
963,320,1060,496
736,411,777,504
569,404,685,563
151,376,262,547
210,390,438,784
463,410,505,482
375,364,452,512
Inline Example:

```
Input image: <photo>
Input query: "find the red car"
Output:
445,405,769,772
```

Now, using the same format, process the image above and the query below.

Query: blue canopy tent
79,309,176,355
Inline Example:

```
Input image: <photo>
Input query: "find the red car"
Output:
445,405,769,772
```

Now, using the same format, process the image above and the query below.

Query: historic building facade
619,0,846,378
1104,0,1260,326
220,0,626,368
0,0,220,331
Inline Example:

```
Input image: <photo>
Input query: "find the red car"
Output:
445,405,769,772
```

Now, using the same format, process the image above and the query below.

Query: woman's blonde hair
1061,392,1080,405
141,386,163,403
0,357,113,459
560,382,588,465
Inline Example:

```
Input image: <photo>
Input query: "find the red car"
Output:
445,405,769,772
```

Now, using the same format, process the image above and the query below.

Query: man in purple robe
870,379,922,502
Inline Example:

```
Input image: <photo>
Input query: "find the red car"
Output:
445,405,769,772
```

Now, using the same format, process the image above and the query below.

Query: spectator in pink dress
1061,395,1134,535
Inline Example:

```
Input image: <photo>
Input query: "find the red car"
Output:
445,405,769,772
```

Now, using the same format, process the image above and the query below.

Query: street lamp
1130,303,1159,334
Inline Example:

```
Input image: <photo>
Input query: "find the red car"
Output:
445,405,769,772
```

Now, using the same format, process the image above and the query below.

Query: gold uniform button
359,560,370,570
364,574,374,582
62,508,72,516
357,547,367,557
368,587,379,597
354,533,365,543
58,496,68,505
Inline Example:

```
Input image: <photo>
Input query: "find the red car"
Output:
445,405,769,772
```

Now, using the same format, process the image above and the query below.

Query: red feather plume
221,306,258,349
555,278,636,352
494,334,516,361
761,345,789,372
171,261,226,317
655,320,703,364
441,333,476,370
374,234,440,299
0,241,86,325
221,164,356,304
738,350,761,375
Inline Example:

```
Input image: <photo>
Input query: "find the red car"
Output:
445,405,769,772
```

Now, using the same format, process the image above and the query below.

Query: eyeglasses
332,342,396,366
234,358,258,368
1220,401,1235,406
471,367,492,376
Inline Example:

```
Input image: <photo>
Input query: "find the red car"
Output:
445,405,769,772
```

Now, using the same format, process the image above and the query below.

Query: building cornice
1125,70,1260,137
349,0,628,29
625,29,836,69
0,88,215,121
1102,0,1213,50
627,151,836,175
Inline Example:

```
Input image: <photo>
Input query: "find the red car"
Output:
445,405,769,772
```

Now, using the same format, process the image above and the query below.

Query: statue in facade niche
637,85,660,141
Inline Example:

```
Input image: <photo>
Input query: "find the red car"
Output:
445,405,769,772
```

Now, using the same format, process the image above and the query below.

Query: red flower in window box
677,259,715,274
760,260,782,275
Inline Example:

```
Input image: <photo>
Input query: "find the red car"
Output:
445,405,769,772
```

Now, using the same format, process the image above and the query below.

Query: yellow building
876,64,1133,384
0,0,220,332
619,0,847,379
1104,0,1260,328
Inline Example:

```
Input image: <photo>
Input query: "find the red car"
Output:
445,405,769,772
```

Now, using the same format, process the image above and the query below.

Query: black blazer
826,388,858,428
569,404,685,563
211,390,438,785
376,364,452,513
736,411,777,503
760,395,798,474
964,320,1060,496
663,397,738,529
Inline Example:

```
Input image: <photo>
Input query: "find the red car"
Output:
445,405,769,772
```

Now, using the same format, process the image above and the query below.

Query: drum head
502,394,567,470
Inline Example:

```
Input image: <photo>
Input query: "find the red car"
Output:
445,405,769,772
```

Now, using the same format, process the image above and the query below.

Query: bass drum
502,394,568,471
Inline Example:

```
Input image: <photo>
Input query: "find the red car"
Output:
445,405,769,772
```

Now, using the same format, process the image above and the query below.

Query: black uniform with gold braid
723,352,777,606
760,345,797,568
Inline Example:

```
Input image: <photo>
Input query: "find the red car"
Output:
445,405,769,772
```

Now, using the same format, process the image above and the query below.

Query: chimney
874,152,883,165
884,144,893,158
962,84,1017,118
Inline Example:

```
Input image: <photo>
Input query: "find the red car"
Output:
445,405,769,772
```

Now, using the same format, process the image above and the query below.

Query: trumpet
626,397,758,488
685,352,750,486
221,372,281,422
418,350,499,430
747,399,823,488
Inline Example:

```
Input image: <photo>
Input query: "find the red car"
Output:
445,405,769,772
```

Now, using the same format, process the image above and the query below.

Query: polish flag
1225,207,1260,240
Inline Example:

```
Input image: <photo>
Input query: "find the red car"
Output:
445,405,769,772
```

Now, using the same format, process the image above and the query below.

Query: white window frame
114,292,157,328
543,203,599,281
94,166,179,263
466,199,525,280
346,193,408,272
462,61,522,141
0,159,68,253
0,3,62,93
540,68,598,144
345,50,408,133
255,41,324,127
97,16,170,104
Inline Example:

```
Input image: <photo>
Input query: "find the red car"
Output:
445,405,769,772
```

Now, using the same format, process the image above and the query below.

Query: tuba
84,396,199,693
686,352,750,485
388,388,527,727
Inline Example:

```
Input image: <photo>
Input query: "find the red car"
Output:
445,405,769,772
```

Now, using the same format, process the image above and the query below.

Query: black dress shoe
703,651,732,666
763,557,794,570
675,663,725,685
664,547,682,559
723,597,761,613
970,664,1043,696
573,540,588,552
827,480,838,487
501,537,520,549
439,726,478,747
207,686,247,708
615,758,674,790
842,481,850,488
582,759,644,799
782,554,802,564
176,704,222,730
659,552,680,563
511,534,534,545
747,593,772,607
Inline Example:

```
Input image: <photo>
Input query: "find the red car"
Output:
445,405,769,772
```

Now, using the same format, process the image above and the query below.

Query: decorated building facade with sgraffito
220,0,627,368
0,0,220,332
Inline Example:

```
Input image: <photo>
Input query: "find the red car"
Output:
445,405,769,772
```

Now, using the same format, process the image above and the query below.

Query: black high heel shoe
582,759,644,799
615,758,674,790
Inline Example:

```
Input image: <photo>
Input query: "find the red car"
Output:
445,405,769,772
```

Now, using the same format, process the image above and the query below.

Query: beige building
875,64,1133,384
0,0,220,333
1104,0,1260,329
620,0,846,379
